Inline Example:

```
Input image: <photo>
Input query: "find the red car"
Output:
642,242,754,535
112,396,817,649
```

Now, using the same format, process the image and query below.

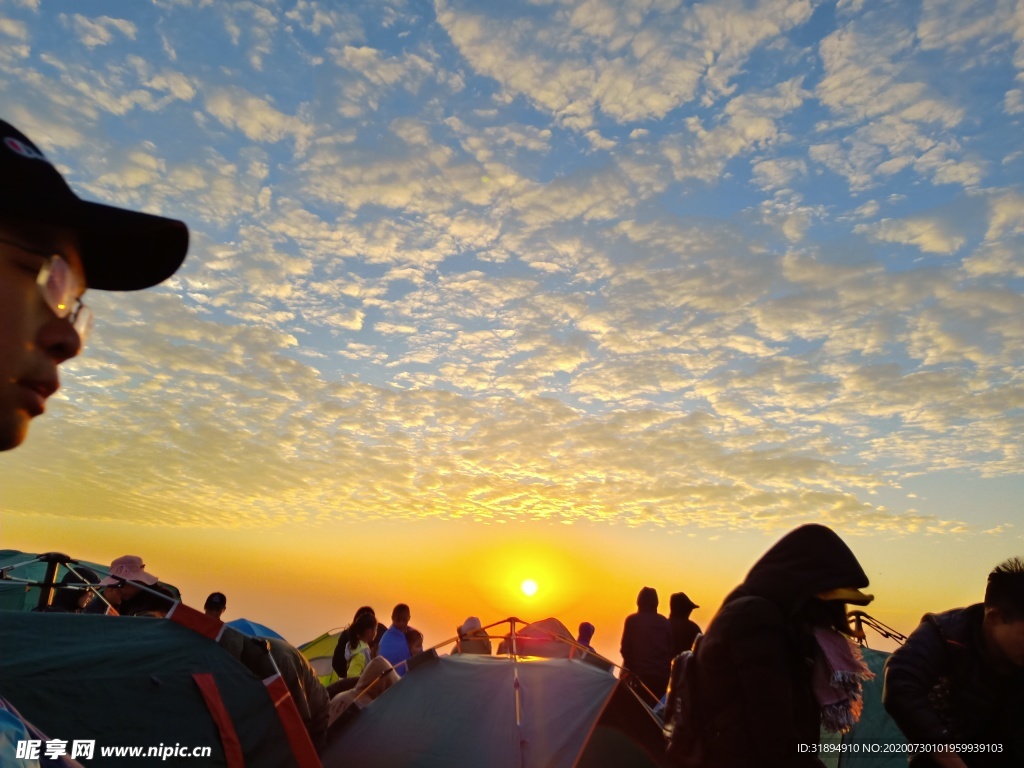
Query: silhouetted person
669,591,701,655
884,557,1024,768
620,586,673,700
204,591,226,619
675,524,874,767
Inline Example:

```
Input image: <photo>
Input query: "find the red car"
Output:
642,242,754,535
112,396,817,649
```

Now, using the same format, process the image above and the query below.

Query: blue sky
1,0,1022,645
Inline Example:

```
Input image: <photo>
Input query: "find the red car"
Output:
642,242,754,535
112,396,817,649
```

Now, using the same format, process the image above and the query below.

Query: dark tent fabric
0,611,302,767
322,654,670,768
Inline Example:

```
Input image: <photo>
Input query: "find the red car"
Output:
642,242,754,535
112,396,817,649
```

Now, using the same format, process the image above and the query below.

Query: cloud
0,16,29,40
663,76,807,182
204,86,313,149
858,216,967,254
435,0,815,130
62,14,137,48
813,7,986,191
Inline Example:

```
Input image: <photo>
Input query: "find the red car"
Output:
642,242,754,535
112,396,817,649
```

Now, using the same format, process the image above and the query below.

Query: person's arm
882,617,955,745
620,616,633,671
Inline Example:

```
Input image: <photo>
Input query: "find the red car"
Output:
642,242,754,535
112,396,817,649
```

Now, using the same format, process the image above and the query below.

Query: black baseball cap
204,592,226,610
0,119,189,290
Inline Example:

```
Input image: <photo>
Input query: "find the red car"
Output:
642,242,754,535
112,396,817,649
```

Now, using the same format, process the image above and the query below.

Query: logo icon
4,136,48,161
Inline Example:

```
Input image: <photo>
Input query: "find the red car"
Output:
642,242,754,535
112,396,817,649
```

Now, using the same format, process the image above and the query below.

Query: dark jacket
883,604,1024,767
621,589,673,687
689,524,870,768
267,638,330,752
670,615,702,656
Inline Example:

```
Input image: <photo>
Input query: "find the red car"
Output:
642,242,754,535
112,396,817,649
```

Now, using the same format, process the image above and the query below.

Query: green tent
0,550,180,612
837,647,906,767
298,629,344,686
0,611,315,766
322,653,671,768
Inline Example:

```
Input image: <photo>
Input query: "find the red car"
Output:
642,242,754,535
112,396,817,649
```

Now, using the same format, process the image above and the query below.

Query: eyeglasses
0,237,93,344
37,255,94,344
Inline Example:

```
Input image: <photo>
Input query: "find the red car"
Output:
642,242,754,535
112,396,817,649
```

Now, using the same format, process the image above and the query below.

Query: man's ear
983,605,1004,625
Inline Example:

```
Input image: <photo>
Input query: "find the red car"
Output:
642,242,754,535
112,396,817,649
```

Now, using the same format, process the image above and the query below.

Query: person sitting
38,567,101,613
406,627,424,657
328,656,400,734
331,606,387,680
378,603,413,675
93,555,175,617
265,638,330,752
345,613,378,678
454,616,491,655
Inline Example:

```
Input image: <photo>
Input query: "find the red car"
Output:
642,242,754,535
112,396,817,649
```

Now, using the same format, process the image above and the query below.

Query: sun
520,579,538,597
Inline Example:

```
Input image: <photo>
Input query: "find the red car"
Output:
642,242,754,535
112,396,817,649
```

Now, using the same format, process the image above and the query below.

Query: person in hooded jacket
678,524,875,768
620,586,674,700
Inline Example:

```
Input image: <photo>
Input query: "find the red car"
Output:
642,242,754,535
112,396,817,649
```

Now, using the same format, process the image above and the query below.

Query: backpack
663,633,704,768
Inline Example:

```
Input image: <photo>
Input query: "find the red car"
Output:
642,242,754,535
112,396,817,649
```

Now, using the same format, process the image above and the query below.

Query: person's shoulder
917,605,979,641
710,595,783,633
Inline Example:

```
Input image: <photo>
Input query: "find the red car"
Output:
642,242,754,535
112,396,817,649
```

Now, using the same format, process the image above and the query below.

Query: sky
1,0,1022,662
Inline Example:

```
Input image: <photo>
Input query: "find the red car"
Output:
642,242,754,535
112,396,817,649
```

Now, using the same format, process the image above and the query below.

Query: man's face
988,609,1024,667
393,610,411,631
0,222,85,451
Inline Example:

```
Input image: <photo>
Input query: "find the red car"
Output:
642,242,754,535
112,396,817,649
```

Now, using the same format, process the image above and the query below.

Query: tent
321,653,671,768
0,549,180,612
0,611,313,767
833,647,905,768
1,550,321,767
299,629,344,686
227,617,286,640
495,617,575,658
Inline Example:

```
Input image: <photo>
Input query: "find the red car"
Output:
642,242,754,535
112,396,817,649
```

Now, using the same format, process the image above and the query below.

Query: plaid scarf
811,626,874,733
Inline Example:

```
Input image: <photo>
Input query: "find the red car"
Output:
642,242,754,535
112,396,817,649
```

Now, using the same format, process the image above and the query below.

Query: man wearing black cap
0,118,189,452
0,118,187,766
669,591,702,656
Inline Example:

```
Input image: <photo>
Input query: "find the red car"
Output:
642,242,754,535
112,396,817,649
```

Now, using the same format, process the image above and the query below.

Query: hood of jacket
725,524,870,615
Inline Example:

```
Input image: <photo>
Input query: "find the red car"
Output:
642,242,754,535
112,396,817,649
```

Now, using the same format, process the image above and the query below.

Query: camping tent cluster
0,550,320,767
2,550,910,767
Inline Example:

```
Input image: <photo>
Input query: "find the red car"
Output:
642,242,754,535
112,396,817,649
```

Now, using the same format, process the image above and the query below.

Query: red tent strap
191,673,245,768
265,674,322,768
166,601,225,641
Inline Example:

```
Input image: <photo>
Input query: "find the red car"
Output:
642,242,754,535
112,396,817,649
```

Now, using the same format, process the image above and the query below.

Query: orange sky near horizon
2,511,1005,663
